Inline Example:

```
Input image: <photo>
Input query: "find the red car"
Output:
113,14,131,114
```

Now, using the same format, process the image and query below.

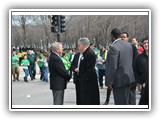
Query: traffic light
51,15,58,26
51,26,57,33
51,15,58,33
60,15,66,33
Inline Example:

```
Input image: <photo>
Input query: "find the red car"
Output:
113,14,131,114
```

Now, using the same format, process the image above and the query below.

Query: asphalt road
11,66,140,106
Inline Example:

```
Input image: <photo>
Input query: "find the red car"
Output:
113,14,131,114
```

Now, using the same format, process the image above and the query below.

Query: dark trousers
52,90,64,105
39,67,44,80
113,85,131,105
75,80,81,105
139,82,149,105
28,64,36,80
129,84,136,105
98,69,105,86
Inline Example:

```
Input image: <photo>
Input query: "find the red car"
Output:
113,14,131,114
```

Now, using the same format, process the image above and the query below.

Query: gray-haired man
49,42,70,105
76,37,100,105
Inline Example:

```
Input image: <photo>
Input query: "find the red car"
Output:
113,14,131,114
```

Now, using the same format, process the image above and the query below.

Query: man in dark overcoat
76,37,100,105
134,38,149,105
49,42,70,105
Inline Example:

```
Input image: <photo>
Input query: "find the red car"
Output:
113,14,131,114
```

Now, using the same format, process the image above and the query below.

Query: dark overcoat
134,52,149,105
70,52,81,105
78,47,100,105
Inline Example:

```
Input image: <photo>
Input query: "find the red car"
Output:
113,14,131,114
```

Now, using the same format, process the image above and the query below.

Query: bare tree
12,15,149,49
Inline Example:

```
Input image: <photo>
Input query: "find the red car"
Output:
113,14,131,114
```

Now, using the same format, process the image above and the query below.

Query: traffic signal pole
51,15,66,42
57,15,60,42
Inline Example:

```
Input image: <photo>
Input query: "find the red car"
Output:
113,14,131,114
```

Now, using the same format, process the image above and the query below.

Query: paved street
11,66,140,106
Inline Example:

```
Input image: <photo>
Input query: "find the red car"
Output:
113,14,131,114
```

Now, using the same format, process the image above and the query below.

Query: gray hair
78,37,90,47
50,42,62,52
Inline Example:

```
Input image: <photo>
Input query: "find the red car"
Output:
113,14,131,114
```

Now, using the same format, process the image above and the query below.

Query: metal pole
57,15,60,42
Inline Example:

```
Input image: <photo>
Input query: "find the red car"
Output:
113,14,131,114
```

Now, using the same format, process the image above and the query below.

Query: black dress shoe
103,100,109,105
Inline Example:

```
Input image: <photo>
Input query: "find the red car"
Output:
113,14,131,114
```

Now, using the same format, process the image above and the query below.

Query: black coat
70,53,81,105
134,51,149,105
49,52,70,90
134,52,148,84
71,53,80,84
78,47,100,105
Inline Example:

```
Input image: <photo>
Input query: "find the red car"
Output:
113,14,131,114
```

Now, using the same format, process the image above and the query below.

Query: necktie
77,53,83,69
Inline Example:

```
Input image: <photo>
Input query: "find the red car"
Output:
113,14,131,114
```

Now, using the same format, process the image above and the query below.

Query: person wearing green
61,52,71,71
12,50,20,81
21,55,30,82
37,53,44,80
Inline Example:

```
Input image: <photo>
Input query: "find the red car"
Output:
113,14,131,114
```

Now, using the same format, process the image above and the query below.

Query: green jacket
37,57,44,67
21,59,30,67
12,55,19,67
61,57,71,70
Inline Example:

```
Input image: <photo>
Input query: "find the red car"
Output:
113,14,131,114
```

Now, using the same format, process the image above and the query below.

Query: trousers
52,90,64,105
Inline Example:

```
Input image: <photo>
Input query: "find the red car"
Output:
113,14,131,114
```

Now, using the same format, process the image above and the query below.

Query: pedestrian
37,53,44,80
12,50,20,81
121,32,138,105
134,37,149,105
43,49,50,59
105,28,135,105
132,38,144,54
97,42,108,89
27,50,37,80
49,42,71,105
21,54,30,82
42,57,49,82
77,37,100,105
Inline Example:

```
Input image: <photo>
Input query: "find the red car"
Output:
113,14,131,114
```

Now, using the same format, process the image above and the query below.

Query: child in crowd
21,55,30,82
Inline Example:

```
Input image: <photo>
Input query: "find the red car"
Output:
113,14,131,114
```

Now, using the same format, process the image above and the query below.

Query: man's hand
101,60,105,63
107,84,113,91
75,68,79,73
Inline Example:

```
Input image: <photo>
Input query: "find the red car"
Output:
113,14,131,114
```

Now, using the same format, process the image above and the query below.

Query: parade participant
37,53,44,80
12,50,20,81
61,52,71,71
21,54,30,82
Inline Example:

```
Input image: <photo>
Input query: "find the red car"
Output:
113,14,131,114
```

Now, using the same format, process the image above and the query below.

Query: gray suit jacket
105,38,135,88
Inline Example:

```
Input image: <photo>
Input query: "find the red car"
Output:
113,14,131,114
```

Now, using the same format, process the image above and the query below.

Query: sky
1,0,159,120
